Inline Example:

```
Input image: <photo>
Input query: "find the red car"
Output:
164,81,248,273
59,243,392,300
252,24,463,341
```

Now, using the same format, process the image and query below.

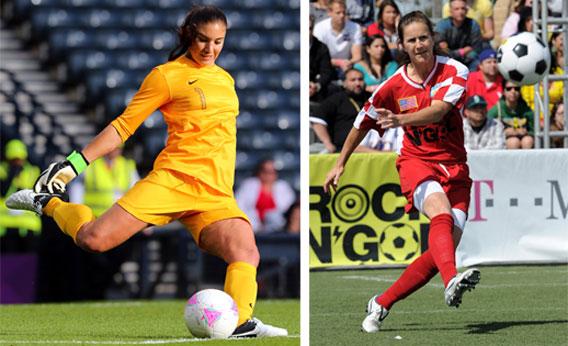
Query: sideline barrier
309,150,568,269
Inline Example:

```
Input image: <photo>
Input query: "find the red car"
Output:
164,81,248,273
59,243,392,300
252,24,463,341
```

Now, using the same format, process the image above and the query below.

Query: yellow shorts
117,169,249,244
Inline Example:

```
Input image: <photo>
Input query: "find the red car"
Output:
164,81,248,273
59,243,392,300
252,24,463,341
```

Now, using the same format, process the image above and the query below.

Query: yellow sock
224,261,257,325
43,198,95,242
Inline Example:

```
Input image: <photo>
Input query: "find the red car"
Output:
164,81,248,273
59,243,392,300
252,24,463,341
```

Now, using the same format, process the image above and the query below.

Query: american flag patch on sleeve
398,96,418,112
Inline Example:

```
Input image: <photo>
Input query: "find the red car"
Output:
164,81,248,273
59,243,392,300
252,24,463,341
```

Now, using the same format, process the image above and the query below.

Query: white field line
339,275,568,288
312,306,567,317
0,335,300,345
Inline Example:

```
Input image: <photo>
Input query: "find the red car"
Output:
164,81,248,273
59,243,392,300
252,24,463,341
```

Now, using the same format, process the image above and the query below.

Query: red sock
428,213,457,287
376,251,438,310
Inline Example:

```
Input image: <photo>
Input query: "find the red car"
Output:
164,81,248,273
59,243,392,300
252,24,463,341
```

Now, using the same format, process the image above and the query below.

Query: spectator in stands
515,6,533,34
465,48,503,110
6,6,287,337
550,31,564,70
68,146,139,217
463,95,505,150
521,32,564,117
310,15,335,104
488,80,534,149
310,0,330,24
354,34,398,92
548,0,562,17
0,139,41,252
313,0,364,73
66,145,138,300
442,0,495,47
501,0,532,40
436,0,483,70
550,102,565,148
310,68,370,153
284,200,301,234
235,160,296,234
346,0,375,26
366,0,401,57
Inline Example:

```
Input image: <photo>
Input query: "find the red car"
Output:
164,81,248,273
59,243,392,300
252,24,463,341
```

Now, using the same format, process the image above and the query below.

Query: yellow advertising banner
310,153,430,269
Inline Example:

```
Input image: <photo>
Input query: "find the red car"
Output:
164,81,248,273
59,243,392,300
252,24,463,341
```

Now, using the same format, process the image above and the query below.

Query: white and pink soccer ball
184,289,239,339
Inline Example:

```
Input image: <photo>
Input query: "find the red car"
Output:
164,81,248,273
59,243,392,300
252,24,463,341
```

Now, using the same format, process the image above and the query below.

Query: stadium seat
236,110,263,130
215,52,249,70
31,8,80,34
234,71,270,90
248,52,299,71
121,51,165,69
79,9,124,29
139,30,176,50
262,111,300,130
283,130,300,150
272,150,300,171
49,29,94,60
123,10,165,29
266,71,300,90
142,111,166,129
145,0,192,9
68,0,103,7
101,0,146,8
66,50,113,82
104,88,138,118
250,130,285,150
272,31,301,51
253,11,300,30
85,69,146,104
233,0,282,10
95,30,139,50
235,151,259,171
225,11,255,30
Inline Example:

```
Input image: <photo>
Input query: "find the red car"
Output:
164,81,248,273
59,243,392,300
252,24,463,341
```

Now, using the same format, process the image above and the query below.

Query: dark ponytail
168,5,227,61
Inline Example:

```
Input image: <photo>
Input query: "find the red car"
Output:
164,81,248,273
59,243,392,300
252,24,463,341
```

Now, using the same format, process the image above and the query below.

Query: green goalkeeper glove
33,151,89,194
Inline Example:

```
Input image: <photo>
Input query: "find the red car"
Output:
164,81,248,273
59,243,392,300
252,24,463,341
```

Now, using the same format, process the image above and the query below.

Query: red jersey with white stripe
354,55,469,163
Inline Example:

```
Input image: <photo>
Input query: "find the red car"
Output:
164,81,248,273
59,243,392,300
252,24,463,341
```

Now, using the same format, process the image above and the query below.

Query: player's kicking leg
197,217,288,338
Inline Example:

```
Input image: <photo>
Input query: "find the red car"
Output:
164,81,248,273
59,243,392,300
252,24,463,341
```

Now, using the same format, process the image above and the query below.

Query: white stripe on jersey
430,77,453,97
443,83,466,105
309,116,328,126
439,55,469,80
353,111,367,129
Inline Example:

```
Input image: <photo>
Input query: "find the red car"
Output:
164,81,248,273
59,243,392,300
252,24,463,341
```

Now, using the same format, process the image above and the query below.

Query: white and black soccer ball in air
497,32,551,85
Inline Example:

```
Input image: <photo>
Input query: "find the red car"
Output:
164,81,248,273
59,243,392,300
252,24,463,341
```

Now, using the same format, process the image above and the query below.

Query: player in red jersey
323,11,481,332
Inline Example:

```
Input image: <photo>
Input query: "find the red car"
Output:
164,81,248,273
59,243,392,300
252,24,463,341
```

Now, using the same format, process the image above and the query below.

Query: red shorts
396,156,472,214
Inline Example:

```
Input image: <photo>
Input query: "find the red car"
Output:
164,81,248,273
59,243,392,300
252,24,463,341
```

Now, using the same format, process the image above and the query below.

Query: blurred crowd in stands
310,0,566,152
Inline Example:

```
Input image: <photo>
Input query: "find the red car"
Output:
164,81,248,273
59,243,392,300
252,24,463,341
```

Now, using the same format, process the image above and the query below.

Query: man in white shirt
313,0,363,72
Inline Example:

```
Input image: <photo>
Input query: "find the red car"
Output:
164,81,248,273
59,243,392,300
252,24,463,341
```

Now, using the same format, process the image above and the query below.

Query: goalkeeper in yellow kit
6,5,287,338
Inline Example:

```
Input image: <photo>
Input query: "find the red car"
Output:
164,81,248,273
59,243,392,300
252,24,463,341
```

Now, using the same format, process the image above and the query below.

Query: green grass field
310,265,568,346
0,299,299,345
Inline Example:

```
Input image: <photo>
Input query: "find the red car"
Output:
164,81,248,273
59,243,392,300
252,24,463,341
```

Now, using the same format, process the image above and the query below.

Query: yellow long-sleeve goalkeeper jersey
110,55,239,197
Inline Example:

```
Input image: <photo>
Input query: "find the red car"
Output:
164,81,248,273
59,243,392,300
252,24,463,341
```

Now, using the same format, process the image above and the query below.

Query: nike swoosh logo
188,79,198,85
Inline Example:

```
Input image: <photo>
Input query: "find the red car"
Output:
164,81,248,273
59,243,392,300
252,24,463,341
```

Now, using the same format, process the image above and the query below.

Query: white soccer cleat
230,317,288,338
361,295,389,333
444,268,481,308
5,189,62,216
